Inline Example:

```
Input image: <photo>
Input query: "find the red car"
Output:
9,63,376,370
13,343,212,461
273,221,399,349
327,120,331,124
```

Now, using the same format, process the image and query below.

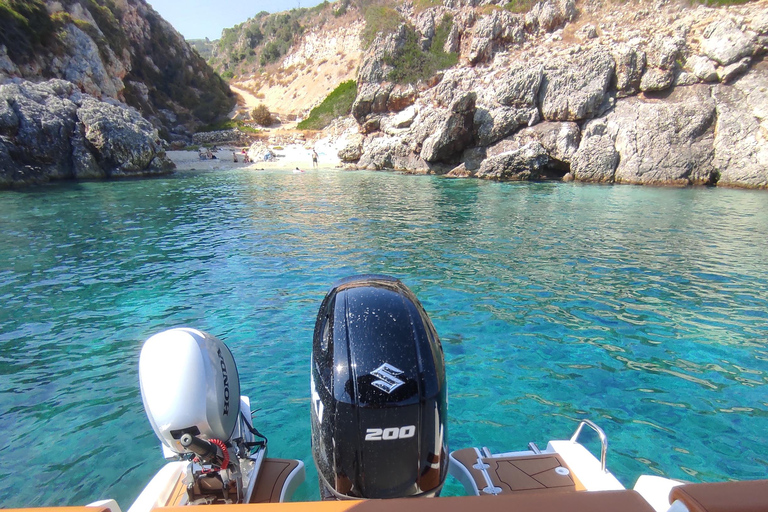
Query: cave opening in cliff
540,160,570,180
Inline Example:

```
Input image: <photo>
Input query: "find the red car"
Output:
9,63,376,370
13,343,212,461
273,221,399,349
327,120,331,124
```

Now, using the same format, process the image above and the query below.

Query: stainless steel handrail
570,419,608,472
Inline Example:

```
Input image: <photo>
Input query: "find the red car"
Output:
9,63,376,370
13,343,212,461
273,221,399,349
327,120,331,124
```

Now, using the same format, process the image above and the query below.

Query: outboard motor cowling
139,327,241,456
137,328,306,506
311,275,448,499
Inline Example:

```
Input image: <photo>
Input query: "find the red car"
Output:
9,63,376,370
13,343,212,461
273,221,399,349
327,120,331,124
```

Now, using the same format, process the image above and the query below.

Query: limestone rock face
0,80,79,186
712,66,768,189
571,120,619,183
351,83,380,123
381,105,418,135
344,0,768,189
526,0,577,33
0,79,173,189
474,106,539,147
613,44,646,98
718,57,750,83
351,83,398,123
338,133,365,162
687,55,718,83
77,97,168,175
640,68,675,93
467,10,525,65
49,25,125,99
702,18,757,66
539,49,615,121
640,34,685,93
387,84,417,112
513,122,580,165
358,134,428,171
420,92,477,163
0,0,233,140
494,65,544,108
358,26,408,83
475,141,550,181
610,85,717,186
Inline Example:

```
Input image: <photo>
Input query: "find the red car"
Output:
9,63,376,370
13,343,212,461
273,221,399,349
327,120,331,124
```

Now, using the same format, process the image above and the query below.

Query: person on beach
233,152,238,163
311,149,318,168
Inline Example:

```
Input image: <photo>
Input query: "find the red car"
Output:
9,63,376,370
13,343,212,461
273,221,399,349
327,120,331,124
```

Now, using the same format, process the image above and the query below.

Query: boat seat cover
250,458,302,503
669,479,768,512
451,448,578,495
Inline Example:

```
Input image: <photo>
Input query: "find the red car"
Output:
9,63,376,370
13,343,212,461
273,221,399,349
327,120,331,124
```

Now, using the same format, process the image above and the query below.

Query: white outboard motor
140,327,240,455
139,328,259,504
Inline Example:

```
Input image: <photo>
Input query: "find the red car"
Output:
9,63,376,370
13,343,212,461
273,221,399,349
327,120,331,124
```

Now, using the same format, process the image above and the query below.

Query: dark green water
1,169,766,507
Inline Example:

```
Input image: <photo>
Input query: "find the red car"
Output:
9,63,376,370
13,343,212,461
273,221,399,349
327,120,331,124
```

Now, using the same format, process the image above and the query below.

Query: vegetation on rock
502,0,537,13
251,104,274,126
413,0,442,12
297,80,357,130
213,2,334,75
0,0,57,61
360,3,402,48
386,15,458,84
198,119,260,133
188,38,216,59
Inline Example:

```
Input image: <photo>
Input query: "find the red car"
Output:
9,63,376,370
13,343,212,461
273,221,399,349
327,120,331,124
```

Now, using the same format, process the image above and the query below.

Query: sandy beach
167,140,342,172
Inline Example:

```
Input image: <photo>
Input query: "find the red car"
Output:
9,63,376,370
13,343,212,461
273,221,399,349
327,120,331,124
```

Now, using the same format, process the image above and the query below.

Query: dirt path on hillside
230,83,301,129
230,85,261,109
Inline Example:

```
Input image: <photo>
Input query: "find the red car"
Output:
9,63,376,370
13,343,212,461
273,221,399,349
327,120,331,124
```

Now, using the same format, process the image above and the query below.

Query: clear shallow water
1,169,767,507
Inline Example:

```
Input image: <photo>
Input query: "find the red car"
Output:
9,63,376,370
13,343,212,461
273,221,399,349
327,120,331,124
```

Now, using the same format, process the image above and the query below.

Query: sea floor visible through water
0,168,766,507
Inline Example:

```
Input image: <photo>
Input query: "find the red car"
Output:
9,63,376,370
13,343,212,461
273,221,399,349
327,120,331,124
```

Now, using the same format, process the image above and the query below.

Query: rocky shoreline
0,80,173,188
2,0,768,190
337,0,768,189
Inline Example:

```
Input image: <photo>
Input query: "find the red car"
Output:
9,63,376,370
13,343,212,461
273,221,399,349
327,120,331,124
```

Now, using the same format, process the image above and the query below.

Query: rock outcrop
0,80,173,189
711,63,768,188
339,0,768,190
575,86,717,186
0,0,234,140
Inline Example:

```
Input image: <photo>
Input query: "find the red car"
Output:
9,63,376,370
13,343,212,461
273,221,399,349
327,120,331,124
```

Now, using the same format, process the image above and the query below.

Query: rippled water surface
1,169,767,507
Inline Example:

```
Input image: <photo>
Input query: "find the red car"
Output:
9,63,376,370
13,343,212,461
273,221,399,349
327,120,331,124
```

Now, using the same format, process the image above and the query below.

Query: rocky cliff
336,0,768,189
0,79,174,188
0,0,236,188
0,0,234,139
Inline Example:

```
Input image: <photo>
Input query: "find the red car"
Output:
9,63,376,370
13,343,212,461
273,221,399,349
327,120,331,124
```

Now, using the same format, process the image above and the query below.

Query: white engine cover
139,328,241,454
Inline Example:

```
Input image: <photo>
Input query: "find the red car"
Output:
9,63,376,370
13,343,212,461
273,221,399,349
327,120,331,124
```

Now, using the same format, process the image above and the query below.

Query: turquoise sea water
1,168,767,507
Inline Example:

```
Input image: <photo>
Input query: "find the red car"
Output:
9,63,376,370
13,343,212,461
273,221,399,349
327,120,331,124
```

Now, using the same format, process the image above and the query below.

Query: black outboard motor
311,275,448,499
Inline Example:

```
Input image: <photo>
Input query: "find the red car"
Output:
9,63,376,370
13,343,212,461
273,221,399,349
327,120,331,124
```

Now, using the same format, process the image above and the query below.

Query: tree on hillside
252,104,273,126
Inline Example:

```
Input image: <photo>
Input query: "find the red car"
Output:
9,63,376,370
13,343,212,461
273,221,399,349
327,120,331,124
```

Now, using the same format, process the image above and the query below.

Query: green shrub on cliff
386,15,458,85
503,0,536,13
333,0,351,16
0,0,55,61
85,0,128,54
198,119,260,133
414,0,442,12
215,8,315,72
360,4,403,48
297,80,357,130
